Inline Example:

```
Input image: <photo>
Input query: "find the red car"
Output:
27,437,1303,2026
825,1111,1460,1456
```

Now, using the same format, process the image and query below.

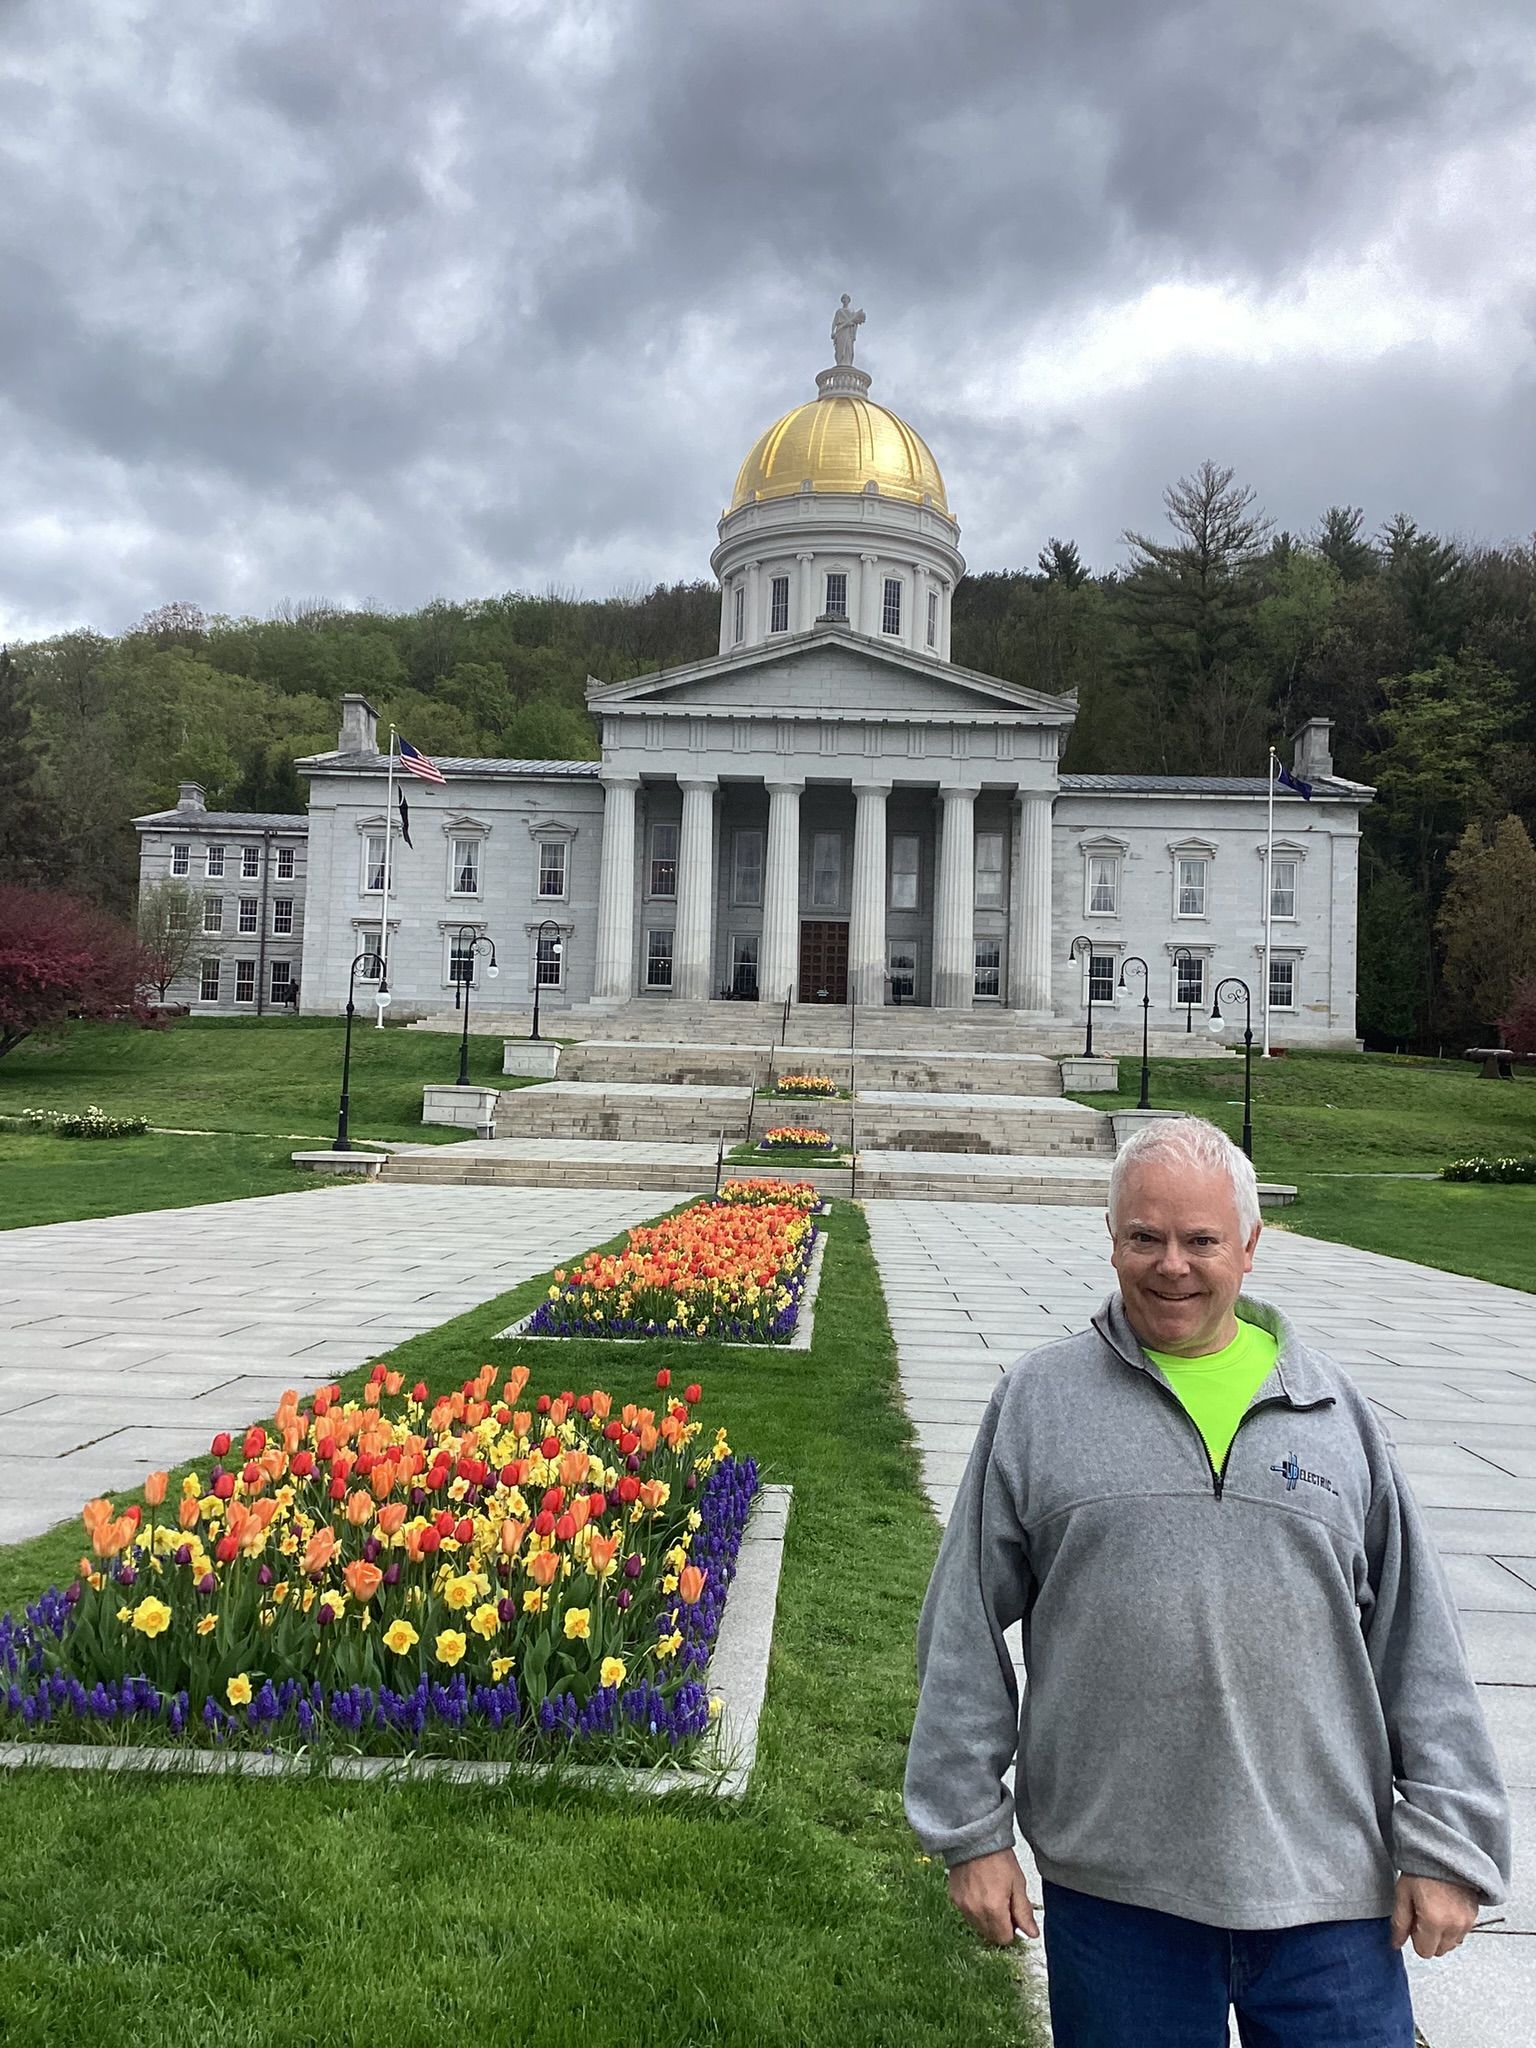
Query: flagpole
376,725,396,1029
1262,746,1275,1058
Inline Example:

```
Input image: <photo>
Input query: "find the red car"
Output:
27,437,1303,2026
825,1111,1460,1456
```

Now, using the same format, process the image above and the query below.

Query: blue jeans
1041,1881,1414,2047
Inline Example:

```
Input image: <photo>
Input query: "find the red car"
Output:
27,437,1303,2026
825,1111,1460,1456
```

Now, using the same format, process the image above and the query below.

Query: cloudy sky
4,0,1536,642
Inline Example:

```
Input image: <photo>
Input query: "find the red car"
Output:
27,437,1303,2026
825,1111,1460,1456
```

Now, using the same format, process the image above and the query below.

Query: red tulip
540,1435,560,1459
433,1510,455,1537
419,1527,441,1555
533,1510,556,1538
616,1476,640,1505
500,1463,520,1487
328,1477,346,1502
554,1513,576,1543
453,1518,473,1546
541,1487,564,1513
587,1491,608,1519
212,1471,235,1501
210,1432,232,1458
215,1533,238,1564
655,1369,671,1390
410,1382,428,1403
243,1427,266,1457
291,1451,315,1478
685,1384,702,1405
604,1422,623,1442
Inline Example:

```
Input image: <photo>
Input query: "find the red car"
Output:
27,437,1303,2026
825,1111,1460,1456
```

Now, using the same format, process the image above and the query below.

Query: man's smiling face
1108,1158,1261,1356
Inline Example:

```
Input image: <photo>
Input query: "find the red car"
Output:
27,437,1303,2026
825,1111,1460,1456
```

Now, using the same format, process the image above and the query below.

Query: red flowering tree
0,885,152,1059
1501,977,1536,1058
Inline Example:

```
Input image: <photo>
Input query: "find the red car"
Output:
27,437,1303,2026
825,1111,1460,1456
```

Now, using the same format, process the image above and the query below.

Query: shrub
3,1105,152,1139
1501,977,1536,1058
1442,1156,1536,1184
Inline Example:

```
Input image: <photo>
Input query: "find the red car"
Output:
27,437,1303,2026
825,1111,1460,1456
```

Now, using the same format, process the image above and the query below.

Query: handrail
780,986,793,1048
714,1127,725,1198
848,998,858,1203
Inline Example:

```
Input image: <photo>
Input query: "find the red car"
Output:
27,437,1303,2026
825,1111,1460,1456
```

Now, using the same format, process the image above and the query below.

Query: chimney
1292,718,1334,782
176,780,206,813
339,694,379,755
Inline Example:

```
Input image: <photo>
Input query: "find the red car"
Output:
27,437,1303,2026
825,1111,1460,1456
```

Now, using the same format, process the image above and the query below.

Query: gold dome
729,391,949,514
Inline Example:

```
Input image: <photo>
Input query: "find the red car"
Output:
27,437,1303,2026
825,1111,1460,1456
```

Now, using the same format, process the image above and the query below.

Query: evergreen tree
1314,507,1378,584
1436,815,1536,1041
0,647,60,885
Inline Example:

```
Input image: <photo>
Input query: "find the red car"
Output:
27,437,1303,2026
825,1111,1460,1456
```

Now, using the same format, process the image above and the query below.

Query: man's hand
947,1847,1039,1946
1391,1874,1481,1958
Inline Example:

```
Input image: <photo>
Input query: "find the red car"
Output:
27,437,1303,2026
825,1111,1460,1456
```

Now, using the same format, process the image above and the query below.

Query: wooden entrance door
798,921,849,1003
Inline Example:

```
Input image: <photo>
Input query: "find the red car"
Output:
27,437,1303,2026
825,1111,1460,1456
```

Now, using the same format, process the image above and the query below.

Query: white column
1008,790,1053,1011
849,781,890,1007
672,777,717,1003
911,564,927,652
796,552,816,631
746,561,762,647
592,774,640,1001
931,785,976,1009
760,778,803,1003
859,553,880,635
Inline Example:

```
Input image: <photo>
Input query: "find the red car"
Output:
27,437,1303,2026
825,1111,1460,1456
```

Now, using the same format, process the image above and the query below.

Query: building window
1269,957,1297,1012
1175,954,1206,1008
536,929,564,988
974,831,1005,909
733,585,745,644
645,929,674,989
1088,953,1117,1004
272,897,294,936
1270,857,1298,921
1086,853,1119,916
729,933,759,998
811,831,843,910
363,833,386,894
451,838,481,896
199,958,220,1002
537,841,567,899
205,844,225,879
770,574,790,633
890,834,920,912
238,898,258,935
448,933,476,986
269,960,294,1003
202,896,223,935
882,577,902,635
277,846,295,880
171,844,190,876
927,589,939,648
1176,856,1208,918
888,942,916,1002
825,571,847,620
732,829,763,907
649,822,679,898
974,938,1001,999
234,960,256,1004
241,845,260,879
358,935,383,981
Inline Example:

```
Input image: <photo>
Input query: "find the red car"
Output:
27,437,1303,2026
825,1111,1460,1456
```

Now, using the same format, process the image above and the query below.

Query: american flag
397,736,446,785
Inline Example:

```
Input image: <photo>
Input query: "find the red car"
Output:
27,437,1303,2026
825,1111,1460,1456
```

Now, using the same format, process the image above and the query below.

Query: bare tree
136,879,200,1000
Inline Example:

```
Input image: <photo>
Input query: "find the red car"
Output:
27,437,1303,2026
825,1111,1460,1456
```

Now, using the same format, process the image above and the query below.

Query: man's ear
1104,1209,1115,1244
1244,1221,1262,1273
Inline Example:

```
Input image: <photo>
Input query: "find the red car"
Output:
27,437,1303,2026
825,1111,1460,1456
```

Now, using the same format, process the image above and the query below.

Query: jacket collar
1091,1292,1337,1411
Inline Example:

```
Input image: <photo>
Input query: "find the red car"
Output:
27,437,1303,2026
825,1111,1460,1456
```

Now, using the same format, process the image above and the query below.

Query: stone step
555,1039,1065,1096
856,1150,1113,1205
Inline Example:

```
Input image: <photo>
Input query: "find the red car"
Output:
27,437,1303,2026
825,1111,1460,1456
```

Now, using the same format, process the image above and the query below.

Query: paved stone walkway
867,1201,1536,2048
0,1184,660,1544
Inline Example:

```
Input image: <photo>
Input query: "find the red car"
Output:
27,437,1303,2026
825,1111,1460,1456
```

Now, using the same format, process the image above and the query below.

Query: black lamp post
529,920,563,1042
452,927,499,1087
1173,947,1198,1035
335,950,386,1152
1118,955,1152,1109
1209,975,1255,1162
1067,934,1099,1056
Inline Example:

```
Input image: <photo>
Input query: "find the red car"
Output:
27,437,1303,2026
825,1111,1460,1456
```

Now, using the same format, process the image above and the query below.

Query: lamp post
452,927,499,1087
335,951,387,1152
1118,955,1152,1110
1208,975,1255,1162
1173,947,1198,1035
1067,935,1099,1056
529,920,563,1042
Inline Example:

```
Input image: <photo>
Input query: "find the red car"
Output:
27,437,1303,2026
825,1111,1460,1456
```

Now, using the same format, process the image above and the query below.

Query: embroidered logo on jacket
1271,1453,1335,1495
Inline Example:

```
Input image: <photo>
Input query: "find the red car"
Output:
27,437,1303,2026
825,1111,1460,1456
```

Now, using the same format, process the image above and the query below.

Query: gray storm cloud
1,0,1533,639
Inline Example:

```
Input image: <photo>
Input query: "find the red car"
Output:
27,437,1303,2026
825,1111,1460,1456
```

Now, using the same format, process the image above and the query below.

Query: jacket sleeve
904,1377,1035,1868
1364,1447,1512,1903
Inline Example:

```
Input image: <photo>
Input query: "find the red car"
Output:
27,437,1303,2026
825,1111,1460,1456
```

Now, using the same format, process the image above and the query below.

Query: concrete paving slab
1441,1556,1536,1613
1459,1611,1536,1686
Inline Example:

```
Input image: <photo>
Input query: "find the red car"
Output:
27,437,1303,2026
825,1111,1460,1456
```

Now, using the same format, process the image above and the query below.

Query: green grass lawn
0,1206,1035,2048
1070,1051,1536,1292
0,1018,516,1229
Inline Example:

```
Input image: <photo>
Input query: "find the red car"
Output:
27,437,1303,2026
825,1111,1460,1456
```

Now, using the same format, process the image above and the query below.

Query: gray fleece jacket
905,1295,1511,1930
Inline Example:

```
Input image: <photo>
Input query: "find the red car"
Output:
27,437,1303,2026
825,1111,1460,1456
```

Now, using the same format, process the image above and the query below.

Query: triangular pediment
586,628,1074,723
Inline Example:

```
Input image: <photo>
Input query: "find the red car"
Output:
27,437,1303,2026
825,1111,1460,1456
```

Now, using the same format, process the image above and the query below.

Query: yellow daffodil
434,1629,467,1667
196,1614,217,1637
656,1629,683,1661
563,1607,592,1641
117,1605,133,1623
382,1619,419,1656
226,1674,252,1707
490,1655,515,1683
130,1596,172,1638
522,1589,544,1615
470,1603,499,1640
600,1656,627,1688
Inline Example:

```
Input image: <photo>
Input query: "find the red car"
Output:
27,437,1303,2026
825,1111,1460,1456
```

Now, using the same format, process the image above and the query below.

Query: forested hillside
5,463,1534,1049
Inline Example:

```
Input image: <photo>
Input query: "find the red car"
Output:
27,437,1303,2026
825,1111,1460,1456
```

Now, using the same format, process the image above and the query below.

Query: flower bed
2,1105,151,1139
524,1196,817,1343
773,1073,837,1099
716,1179,818,1211
760,1125,835,1154
1442,1155,1536,1183
0,1366,757,1765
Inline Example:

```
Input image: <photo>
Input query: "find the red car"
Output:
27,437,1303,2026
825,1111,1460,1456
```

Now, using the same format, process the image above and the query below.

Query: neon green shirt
1143,1320,1280,1475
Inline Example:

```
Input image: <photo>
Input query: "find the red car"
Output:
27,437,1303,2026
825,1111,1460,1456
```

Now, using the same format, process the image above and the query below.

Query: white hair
1108,1116,1261,1237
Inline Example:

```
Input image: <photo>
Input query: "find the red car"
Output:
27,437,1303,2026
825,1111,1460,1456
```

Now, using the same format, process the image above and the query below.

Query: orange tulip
638,1423,659,1456
344,1488,374,1527
589,1389,612,1421
498,1517,528,1557
511,1410,532,1440
637,1480,667,1511
143,1471,168,1507
384,1371,403,1397
677,1564,706,1605
526,1549,560,1588
570,1496,591,1533
368,1461,396,1501
343,1559,384,1604
92,1517,134,1560
362,1382,381,1409
559,1448,588,1490
251,1496,279,1531
303,1527,337,1576
588,1531,620,1575
377,1502,407,1537
504,1366,530,1404
178,1495,202,1530
81,1497,113,1536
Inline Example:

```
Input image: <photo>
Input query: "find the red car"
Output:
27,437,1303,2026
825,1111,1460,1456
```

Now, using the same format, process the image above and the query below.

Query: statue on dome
831,294,865,366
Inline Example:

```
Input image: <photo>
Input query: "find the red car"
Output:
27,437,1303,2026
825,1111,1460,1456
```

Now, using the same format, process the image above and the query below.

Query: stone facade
133,783,309,1014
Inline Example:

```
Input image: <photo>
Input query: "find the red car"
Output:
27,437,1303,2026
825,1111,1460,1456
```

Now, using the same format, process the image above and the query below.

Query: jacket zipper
1135,1377,1330,1502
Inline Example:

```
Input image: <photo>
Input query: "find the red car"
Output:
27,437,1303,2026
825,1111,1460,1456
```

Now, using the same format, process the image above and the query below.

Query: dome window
733,585,745,644
927,590,939,648
824,571,847,621
770,575,790,633
882,577,903,636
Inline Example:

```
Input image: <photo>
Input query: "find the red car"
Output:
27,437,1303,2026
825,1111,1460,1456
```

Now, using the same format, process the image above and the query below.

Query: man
905,1117,1510,2046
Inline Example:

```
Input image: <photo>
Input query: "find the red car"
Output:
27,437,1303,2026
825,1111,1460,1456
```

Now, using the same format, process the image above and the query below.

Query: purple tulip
382,1562,401,1587
616,1588,633,1611
623,1553,643,1579
257,1564,273,1587
197,1572,216,1596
